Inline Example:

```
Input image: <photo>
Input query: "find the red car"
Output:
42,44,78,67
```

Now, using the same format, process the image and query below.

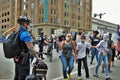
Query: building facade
92,17,117,44
0,0,16,37
0,0,92,37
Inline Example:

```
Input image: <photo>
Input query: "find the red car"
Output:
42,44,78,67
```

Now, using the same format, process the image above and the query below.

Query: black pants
78,56,89,78
39,46,44,58
14,63,30,80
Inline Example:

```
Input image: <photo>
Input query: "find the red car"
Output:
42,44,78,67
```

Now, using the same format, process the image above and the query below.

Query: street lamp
94,13,106,19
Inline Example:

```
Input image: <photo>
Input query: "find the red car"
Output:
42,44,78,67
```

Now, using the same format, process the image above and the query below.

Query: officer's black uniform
14,16,32,80
38,33,45,59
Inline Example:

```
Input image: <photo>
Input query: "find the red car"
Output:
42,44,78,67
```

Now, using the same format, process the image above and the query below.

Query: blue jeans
95,54,109,77
60,54,74,78
56,42,59,53
90,48,99,63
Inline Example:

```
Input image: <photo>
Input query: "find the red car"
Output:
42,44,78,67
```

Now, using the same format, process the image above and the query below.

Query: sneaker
64,78,68,80
109,70,113,73
68,74,72,79
106,77,112,80
86,77,91,80
101,70,105,73
106,76,112,80
93,74,101,78
112,64,115,67
90,62,92,64
78,76,82,80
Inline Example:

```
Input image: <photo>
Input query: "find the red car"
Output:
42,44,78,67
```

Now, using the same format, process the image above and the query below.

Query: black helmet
17,16,31,25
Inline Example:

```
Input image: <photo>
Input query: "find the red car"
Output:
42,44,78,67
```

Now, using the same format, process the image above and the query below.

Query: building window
51,9,53,14
78,8,81,13
51,0,56,5
78,0,82,6
51,29,55,34
39,0,44,5
72,0,75,5
5,13,7,16
7,18,9,21
64,12,66,17
4,25,6,28
50,18,52,23
54,18,56,23
72,22,75,26
24,0,26,2
72,14,75,19
72,6,75,11
78,23,80,27
39,18,44,23
40,8,44,14
51,9,56,14
5,19,6,22
54,10,56,14
42,18,44,23
2,20,4,23
67,21,69,25
67,12,69,17
24,13,27,16
24,4,27,10
2,14,4,17
50,18,55,23
64,20,66,25
39,18,41,23
8,12,9,15
78,16,81,20
65,3,67,8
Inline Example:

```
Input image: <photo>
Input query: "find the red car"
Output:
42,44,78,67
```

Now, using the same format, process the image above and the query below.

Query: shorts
107,49,112,59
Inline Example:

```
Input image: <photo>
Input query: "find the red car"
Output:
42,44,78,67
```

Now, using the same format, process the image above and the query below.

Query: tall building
0,0,92,37
0,0,16,37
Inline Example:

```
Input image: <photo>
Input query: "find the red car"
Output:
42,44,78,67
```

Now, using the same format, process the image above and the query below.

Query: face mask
81,40,85,43
66,37,70,41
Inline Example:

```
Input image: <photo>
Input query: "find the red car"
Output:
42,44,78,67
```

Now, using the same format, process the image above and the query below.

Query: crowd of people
56,30,117,80
30,29,117,80
11,16,119,80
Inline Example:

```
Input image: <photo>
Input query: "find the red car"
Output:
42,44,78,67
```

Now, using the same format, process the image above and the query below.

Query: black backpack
3,30,25,58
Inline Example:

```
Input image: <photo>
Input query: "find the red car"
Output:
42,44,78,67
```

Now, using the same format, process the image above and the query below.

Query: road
0,44,120,80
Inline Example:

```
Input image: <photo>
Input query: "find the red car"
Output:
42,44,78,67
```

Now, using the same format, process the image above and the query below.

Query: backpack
3,30,25,58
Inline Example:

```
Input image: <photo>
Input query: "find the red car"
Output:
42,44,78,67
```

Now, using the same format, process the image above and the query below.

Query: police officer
14,16,40,80
38,31,48,59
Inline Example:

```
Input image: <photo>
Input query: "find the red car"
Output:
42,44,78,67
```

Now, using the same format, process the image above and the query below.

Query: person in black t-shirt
90,30,100,64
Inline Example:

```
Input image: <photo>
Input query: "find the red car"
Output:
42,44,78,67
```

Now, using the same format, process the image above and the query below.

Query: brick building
0,0,92,37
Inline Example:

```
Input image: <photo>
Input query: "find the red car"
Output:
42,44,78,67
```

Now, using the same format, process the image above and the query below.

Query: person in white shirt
93,33,112,80
76,35,91,80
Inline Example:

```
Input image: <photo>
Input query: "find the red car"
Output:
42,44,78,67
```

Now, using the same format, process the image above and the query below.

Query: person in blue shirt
14,16,40,80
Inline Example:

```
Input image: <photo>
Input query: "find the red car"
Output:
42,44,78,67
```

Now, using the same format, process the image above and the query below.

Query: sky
93,0,120,24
